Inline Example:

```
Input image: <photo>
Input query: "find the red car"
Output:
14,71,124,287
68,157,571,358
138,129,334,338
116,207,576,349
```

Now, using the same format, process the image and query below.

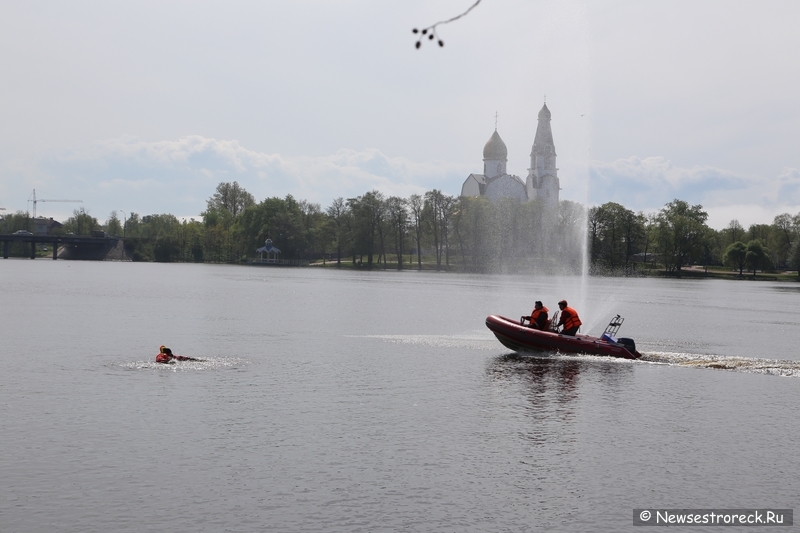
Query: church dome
538,104,551,120
483,130,508,161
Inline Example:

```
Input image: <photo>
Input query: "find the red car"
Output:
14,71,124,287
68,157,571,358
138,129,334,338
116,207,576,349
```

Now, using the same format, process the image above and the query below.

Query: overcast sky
1,0,799,228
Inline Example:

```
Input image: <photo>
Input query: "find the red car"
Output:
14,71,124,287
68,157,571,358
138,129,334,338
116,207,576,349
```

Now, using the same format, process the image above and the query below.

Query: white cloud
4,135,798,230
776,167,800,205
584,157,800,228
2,136,470,221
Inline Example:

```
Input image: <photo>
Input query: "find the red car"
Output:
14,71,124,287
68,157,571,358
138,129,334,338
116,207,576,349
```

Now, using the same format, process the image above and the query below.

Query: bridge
0,233,119,259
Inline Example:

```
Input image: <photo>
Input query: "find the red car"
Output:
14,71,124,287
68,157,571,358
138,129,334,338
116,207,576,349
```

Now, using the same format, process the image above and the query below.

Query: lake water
2,261,799,532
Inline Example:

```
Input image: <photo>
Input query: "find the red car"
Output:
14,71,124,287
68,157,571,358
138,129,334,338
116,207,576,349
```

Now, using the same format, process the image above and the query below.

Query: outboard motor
617,337,636,352
603,315,637,352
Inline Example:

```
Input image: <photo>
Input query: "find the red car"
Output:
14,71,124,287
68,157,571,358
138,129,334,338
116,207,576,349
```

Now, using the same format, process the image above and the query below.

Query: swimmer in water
155,345,200,363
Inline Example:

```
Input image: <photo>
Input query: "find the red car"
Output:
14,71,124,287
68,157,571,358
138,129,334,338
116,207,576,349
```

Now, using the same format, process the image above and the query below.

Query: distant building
33,217,63,235
461,103,561,212
255,238,281,263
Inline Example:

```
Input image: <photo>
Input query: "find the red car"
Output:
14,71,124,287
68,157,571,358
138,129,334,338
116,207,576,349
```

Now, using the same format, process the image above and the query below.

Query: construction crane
28,189,83,218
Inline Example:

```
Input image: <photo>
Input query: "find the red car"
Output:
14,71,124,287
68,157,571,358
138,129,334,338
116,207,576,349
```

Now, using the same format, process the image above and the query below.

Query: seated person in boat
557,300,582,336
156,346,197,363
521,301,550,330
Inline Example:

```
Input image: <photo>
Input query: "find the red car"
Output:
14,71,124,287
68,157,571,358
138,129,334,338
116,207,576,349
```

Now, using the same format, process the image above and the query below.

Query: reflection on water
489,354,581,402
771,284,800,293
488,353,634,399
485,354,636,451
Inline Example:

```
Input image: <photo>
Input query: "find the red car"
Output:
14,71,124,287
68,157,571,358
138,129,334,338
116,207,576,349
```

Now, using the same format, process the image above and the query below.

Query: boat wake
640,352,800,378
502,350,800,378
353,334,800,378
118,356,249,371
351,333,499,351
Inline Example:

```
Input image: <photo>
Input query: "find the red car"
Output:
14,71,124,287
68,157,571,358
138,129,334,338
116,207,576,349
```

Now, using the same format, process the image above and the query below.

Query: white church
461,103,560,211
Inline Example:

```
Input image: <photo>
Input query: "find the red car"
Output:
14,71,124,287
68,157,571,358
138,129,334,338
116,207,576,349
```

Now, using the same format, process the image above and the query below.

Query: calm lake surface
2,261,799,532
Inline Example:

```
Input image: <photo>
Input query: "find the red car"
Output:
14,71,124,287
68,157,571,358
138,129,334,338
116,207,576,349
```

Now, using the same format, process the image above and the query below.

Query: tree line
2,181,799,277
588,199,800,277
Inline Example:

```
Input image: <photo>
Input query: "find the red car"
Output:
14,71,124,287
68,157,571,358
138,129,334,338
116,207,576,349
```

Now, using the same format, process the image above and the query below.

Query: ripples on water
5,264,800,532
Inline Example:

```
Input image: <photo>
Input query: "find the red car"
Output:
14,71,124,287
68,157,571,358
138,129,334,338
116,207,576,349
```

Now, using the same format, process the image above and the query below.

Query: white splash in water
118,357,250,371
640,352,800,377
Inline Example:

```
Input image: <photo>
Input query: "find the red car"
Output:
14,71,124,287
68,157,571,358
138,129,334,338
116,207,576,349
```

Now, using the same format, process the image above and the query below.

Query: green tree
326,197,349,266
789,239,800,277
176,219,205,262
723,241,747,276
722,219,744,247
298,200,328,262
748,223,772,244
409,194,425,269
0,210,33,256
635,213,658,270
153,236,181,262
140,214,181,240
347,191,384,267
386,196,409,269
745,239,772,276
63,208,99,235
239,195,308,260
125,213,141,238
207,181,255,219
587,202,644,273
771,213,796,269
1,210,30,234
423,189,455,270
654,199,709,276
105,211,123,237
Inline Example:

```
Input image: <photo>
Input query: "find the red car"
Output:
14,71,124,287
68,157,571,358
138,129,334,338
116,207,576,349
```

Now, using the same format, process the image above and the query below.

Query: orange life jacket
156,353,172,363
530,306,549,329
561,307,582,330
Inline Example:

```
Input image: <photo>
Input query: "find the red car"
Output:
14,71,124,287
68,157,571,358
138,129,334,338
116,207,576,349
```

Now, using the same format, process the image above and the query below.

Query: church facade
460,103,560,212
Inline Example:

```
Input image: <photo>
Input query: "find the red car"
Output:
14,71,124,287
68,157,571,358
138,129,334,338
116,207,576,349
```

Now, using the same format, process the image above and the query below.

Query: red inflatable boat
485,314,642,359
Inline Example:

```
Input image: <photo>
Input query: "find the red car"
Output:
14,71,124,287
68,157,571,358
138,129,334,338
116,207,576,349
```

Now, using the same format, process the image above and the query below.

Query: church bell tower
526,102,560,212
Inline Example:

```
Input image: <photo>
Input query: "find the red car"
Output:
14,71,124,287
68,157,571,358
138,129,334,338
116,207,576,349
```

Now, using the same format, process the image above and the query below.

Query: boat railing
602,315,625,340
548,310,560,332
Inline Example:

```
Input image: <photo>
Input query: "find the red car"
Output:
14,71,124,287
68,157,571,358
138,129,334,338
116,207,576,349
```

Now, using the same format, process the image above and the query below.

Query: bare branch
412,0,482,49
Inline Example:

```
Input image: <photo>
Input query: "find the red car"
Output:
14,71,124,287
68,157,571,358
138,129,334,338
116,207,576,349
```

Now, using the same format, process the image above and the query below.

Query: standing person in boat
556,300,582,336
156,346,199,363
521,301,549,330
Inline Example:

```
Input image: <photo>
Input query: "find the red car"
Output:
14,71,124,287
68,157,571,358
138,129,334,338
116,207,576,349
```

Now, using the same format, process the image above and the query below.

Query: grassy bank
308,258,800,281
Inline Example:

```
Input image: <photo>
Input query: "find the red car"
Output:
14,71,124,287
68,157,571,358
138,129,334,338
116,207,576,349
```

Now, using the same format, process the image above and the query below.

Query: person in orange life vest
521,301,549,330
156,345,171,363
156,346,197,363
557,300,582,336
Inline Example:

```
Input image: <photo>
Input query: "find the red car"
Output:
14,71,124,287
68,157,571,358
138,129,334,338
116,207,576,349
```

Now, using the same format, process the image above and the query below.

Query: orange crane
28,189,83,218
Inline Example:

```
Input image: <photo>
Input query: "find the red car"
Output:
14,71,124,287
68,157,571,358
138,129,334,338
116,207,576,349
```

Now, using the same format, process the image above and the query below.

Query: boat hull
485,315,642,359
